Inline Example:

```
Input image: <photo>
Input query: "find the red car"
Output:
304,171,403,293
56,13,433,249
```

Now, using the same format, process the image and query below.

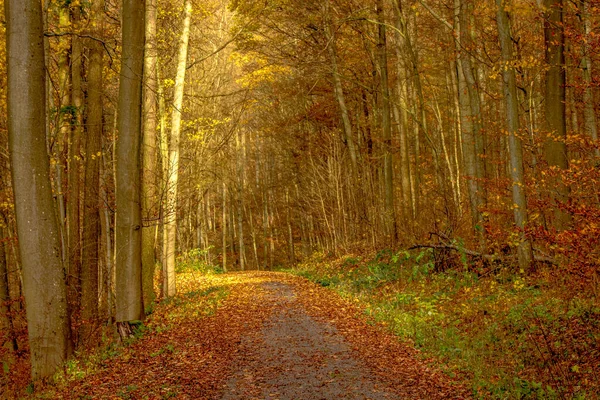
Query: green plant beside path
285,250,600,399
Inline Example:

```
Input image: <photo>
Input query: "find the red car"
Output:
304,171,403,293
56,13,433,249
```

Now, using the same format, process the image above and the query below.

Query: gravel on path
222,281,400,400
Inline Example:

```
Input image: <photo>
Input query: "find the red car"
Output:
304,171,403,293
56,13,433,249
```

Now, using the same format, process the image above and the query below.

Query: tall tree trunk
164,0,192,296
496,0,533,271
458,0,485,187
222,182,228,272
115,0,145,333
580,0,599,157
543,0,571,230
236,130,245,271
456,0,485,242
142,0,159,310
392,7,415,221
80,0,104,345
394,0,428,215
67,3,84,344
6,0,71,378
285,188,295,266
101,126,115,323
324,0,358,171
156,61,169,298
377,0,397,245
56,2,70,270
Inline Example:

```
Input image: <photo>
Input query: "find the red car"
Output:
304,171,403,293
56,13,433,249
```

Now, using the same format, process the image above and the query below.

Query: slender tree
68,3,83,333
579,0,599,157
164,0,193,296
324,0,358,171
496,0,533,271
142,0,159,309
376,0,397,244
80,0,104,344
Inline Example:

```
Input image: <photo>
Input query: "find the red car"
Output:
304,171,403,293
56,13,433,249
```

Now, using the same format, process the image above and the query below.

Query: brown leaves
19,271,471,399
286,275,472,399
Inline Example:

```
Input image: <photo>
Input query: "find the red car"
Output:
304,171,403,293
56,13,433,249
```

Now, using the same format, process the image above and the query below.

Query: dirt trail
47,272,469,399
222,281,398,399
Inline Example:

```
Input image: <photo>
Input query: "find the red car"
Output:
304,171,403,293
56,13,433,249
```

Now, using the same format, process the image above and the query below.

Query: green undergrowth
176,246,224,275
285,250,600,399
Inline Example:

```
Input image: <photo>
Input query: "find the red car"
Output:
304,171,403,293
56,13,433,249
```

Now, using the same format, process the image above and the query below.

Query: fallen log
408,243,556,265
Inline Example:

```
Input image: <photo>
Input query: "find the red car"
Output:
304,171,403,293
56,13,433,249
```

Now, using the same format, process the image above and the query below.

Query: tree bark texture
81,0,104,343
457,0,485,239
142,0,159,309
5,0,71,378
543,0,571,230
68,4,83,334
116,0,145,324
580,0,599,157
164,0,192,296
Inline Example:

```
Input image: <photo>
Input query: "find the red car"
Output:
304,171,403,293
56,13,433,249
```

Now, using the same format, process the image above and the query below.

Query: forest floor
287,251,600,399
15,271,470,399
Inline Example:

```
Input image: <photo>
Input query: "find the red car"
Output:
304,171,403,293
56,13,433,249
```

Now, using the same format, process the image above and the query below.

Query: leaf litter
35,271,469,399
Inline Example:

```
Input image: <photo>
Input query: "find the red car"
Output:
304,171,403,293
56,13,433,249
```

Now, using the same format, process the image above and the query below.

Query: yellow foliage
230,51,292,89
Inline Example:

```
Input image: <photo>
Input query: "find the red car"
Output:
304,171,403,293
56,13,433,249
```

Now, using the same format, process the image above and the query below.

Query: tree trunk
67,3,84,344
6,0,71,378
580,0,599,157
116,0,145,328
324,0,358,171
394,0,428,215
377,0,397,245
222,182,228,272
164,0,192,296
456,0,485,242
0,226,16,351
56,2,71,271
286,188,295,266
495,0,533,271
543,0,571,230
101,126,115,323
236,130,245,271
156,61,169,298
142,0,159,310
392,7,415,221
80,0,104,345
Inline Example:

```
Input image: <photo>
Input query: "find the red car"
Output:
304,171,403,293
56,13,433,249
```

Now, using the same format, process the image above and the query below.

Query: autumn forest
1,0,600,398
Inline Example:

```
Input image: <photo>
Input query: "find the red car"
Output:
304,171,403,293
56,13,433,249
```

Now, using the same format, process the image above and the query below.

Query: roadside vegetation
287,250,600,399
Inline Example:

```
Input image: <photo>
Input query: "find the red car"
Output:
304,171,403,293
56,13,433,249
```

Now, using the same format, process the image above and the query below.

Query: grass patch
285,251,600,399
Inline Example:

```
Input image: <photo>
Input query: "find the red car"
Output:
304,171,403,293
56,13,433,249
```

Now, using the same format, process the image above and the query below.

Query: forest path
53,272,469,399
221,280,398,399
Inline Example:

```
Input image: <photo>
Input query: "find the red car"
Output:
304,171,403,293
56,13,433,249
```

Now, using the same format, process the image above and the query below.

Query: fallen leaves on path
33,271,469,399
47,273,273,399
280,273,472,399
